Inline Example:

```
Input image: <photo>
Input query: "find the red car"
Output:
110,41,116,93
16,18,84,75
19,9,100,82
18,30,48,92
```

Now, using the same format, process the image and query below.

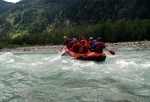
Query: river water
0,49,150,102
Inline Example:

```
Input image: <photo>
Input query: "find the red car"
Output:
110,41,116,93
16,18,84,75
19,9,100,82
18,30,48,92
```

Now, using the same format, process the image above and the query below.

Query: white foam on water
141,63,150,68
0,50,150,102
0,52,13,60
49,57,61,62
72,61,96,68
136,89,150,97
0,52,15,65
4,59,15,64
116,59,136,68
49,47,66,62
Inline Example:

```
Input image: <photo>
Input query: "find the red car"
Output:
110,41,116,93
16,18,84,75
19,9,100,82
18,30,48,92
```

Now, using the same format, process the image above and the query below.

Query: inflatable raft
65,48,106,61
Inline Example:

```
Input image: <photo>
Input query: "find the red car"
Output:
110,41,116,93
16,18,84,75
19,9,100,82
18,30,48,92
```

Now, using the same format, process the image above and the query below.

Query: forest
0,0,150,49
0,0,14,14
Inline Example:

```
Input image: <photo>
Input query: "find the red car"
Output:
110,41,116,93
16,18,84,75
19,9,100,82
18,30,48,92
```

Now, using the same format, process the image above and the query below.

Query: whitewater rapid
0,49,150,102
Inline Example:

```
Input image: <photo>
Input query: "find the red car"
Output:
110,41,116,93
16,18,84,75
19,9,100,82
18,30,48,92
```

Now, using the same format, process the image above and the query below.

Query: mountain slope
0,0,150,39
0,0,14,14
0,0,80,37
60,0,150,25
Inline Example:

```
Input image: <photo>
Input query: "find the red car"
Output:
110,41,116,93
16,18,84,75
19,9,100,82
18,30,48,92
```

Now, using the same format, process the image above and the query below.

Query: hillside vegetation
0,0,150,48
0,0,14,14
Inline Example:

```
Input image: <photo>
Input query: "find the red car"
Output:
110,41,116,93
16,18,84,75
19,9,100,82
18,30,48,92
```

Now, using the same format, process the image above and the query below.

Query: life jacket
96,42,105,50
71,43,81,53
79,44,88,53
68,40,75,48
88,40,94,48
64,38,71,48
80,35,87,42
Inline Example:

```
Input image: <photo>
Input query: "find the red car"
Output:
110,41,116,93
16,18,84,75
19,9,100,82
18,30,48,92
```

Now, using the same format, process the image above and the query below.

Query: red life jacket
96,42,105,50
88,40,94,47
71,43,81,52
64,39,71,48
68,40,75,48
79,44,88,53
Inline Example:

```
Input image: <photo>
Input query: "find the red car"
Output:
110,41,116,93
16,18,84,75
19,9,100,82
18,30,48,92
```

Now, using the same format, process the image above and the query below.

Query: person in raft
70,39,81,53
63,36,72,48
91,37,105,53
79,40,88,53
68,38,77,49
79,35,87,42
87,37,94,49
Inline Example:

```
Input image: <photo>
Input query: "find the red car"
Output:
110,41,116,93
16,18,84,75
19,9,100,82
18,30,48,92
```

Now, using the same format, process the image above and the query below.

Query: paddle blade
61,52,66,57
109,50,115,55
74,56,77,60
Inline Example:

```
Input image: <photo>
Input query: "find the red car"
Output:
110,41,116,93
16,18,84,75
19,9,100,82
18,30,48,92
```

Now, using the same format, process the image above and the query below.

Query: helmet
63,36,67,39
97,37,101,41
81,40,85,44
74,39,78,43
89,37,93,40
73,38,76,40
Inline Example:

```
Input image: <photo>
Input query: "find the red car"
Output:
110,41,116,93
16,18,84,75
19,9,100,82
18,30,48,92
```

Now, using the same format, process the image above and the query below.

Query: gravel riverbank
106,41,150,50
0,41,150,52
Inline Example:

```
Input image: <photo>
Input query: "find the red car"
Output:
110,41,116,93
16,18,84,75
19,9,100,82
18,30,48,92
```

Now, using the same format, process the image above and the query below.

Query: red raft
65,48,106,61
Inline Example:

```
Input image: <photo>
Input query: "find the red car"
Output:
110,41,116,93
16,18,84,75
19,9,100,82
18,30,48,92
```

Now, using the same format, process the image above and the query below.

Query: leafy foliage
0,0,150,48
1,19,148,47
0,0,14,14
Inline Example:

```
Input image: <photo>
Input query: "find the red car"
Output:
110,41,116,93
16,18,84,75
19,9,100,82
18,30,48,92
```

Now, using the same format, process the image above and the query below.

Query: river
0,49,150,102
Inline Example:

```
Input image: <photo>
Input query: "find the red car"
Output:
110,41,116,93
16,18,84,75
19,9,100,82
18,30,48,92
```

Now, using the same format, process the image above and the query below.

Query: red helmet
81,40,85,44
74,40,78,43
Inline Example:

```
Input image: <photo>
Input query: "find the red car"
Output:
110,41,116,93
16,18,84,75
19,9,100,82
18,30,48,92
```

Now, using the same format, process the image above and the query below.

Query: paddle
59,46,67,57
74,54,77,60
61,52,66,57
105,48,115,55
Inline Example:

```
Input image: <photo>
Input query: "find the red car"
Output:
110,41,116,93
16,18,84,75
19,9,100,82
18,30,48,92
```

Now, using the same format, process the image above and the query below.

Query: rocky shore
0,41,150,52
0,45,62,53
106,41,150,50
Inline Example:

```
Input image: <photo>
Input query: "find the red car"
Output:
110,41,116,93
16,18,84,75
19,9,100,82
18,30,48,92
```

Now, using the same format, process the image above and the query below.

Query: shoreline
0,41,150,53
0,45,62,53
106,41,150,50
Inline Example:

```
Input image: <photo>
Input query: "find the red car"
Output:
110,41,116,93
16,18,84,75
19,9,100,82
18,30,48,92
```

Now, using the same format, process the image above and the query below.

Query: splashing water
0,49,150,102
